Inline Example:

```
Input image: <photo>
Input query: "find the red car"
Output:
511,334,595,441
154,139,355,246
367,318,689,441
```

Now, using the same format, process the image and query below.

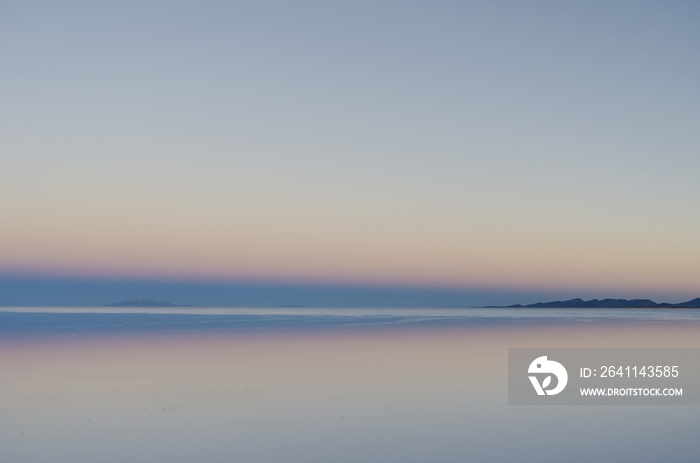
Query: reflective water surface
1,307,699,462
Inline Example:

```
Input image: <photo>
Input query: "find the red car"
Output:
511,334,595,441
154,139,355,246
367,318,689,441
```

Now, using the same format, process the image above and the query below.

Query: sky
1,1,699,306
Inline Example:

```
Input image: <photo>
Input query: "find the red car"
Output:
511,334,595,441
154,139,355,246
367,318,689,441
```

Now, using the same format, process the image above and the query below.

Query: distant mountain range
105,297,193,307
504,297,700,308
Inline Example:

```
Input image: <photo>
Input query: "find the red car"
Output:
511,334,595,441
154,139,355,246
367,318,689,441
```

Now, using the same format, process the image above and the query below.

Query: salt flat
1,308,699,463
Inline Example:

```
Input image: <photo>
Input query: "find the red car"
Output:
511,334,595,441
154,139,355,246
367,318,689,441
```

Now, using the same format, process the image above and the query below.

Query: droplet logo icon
528,356,568,396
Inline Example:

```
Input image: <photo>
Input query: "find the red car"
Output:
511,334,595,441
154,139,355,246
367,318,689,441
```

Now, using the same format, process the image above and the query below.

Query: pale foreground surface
1,308,699,463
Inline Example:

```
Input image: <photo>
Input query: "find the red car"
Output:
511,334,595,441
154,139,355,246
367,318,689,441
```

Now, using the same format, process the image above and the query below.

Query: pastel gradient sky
2,1,699,304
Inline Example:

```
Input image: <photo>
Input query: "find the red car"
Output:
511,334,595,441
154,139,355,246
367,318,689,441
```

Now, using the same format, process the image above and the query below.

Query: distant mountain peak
105,297,192,307
678,297,700,308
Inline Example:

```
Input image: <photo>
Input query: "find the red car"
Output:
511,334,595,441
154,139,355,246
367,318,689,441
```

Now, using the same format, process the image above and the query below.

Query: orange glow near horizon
2,203,699,294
